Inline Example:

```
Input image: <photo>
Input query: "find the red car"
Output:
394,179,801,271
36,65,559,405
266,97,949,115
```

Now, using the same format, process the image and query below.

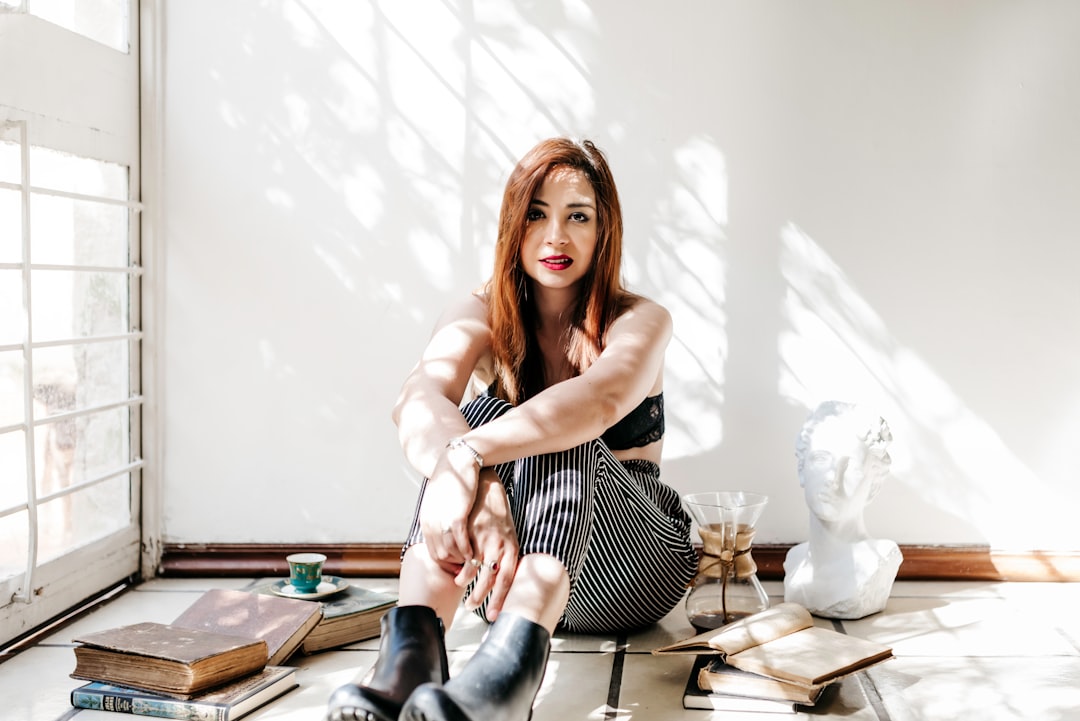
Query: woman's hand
418,447,481,575
462,475,519,619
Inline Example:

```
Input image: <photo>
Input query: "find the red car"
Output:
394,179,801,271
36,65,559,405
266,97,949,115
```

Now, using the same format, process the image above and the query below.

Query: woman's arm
458,298,672,466
392,293,492,480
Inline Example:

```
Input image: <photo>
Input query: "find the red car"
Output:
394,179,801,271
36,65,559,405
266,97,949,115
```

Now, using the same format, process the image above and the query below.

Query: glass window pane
30,269,129,341
0,269,23,345
0,188,21,263
0,430,28,509
33,341,129,418
0,350,25,427
31,195,129,267
37,474,132,563
35,406,129,496
25,0,130,53
30,147,127,201
0,508,29,580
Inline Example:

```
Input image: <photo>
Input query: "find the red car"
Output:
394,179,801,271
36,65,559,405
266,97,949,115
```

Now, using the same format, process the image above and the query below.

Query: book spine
71,688,227,721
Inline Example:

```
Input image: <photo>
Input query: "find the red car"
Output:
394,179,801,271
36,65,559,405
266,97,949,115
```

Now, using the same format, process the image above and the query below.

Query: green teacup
286,552,326,593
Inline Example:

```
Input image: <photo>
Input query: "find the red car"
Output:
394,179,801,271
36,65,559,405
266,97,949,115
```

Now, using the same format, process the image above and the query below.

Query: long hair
486,138,631,404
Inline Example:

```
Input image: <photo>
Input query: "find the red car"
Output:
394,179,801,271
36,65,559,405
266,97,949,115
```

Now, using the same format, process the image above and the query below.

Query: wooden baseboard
159,543,404,578
752,545,1080,582
158,543,1080,582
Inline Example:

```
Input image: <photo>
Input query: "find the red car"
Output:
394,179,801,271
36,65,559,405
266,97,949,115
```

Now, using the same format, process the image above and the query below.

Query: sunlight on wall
778,223,1074,548
644,136,729,461
464,1,598,149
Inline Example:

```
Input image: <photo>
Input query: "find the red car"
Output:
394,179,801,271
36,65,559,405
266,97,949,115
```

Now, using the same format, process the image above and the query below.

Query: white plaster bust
783,401,902,619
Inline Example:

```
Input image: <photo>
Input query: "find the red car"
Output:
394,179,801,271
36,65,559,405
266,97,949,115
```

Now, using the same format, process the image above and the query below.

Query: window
0,1,141,646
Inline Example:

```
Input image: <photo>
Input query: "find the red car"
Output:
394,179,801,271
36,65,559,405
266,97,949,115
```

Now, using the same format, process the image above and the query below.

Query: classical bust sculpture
783,401,902,619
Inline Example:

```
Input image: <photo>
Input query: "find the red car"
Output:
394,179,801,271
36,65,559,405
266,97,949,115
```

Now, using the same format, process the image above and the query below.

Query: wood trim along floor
158,543,1080,582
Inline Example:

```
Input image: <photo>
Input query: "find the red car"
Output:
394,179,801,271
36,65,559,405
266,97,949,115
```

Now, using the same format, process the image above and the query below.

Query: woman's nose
545,220,569,245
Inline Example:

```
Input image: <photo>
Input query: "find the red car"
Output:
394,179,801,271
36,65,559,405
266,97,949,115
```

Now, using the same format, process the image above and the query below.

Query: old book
695,656,825,705
71,622,268,699
300,585,396,653
70,665,297,721
653,602,893,688
173,588,322,665
251,582,396,654
682,656,802,713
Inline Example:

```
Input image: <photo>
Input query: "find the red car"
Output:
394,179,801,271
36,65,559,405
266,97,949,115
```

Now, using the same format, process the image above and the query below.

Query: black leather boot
326,605,449,721
400,612,551,721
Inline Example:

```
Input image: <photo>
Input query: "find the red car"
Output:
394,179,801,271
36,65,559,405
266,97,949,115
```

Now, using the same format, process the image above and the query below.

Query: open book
653,602,892,688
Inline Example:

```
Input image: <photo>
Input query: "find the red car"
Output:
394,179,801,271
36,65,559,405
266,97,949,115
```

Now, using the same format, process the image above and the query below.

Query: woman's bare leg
397,544,470,630
498,553,570,633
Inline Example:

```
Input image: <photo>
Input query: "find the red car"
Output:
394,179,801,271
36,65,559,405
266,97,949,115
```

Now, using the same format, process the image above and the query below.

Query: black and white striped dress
402,394,698,634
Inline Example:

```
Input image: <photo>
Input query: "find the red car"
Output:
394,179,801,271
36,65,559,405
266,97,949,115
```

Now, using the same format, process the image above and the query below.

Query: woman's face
520,166,598,294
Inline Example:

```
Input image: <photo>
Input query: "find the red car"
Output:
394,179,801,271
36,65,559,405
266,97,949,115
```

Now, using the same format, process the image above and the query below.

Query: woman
327,138,698,721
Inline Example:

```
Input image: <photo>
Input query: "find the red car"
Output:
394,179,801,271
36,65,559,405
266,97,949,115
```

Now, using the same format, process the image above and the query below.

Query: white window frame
0,1,155,647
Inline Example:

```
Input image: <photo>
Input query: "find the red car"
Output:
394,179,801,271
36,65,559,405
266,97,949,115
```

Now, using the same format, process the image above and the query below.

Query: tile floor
3,577,1080,720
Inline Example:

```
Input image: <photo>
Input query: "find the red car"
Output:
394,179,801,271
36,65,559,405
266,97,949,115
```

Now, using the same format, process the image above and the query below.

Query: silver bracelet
446,437,484,469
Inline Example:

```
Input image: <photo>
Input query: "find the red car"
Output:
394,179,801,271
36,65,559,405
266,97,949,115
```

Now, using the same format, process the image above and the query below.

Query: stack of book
68,584,397,720
654,602,894,714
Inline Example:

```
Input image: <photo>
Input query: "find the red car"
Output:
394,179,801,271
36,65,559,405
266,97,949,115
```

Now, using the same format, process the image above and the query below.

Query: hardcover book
682,656,804,713
173,588,322,666
250,582,397,654
71,622,268,699
695,655,826,705
71,665,297,721
653,602,893,688
300,585,396,654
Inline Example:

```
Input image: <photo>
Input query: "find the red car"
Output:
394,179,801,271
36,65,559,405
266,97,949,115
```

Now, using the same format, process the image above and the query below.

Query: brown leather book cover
71,622,268,698
173,588,322,665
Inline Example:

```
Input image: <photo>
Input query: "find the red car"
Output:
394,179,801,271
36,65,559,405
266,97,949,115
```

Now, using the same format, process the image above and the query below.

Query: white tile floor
4,577,1080,720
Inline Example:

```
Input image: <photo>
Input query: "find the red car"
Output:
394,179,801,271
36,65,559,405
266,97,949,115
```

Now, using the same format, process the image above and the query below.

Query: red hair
485,138,633,404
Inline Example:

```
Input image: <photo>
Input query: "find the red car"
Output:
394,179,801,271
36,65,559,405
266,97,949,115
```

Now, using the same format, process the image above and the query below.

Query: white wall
159,1,1080,551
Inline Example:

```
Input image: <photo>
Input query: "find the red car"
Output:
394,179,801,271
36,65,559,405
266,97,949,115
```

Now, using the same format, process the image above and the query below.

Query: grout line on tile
856,668,893,721
603,633,627,721
835,617,893,721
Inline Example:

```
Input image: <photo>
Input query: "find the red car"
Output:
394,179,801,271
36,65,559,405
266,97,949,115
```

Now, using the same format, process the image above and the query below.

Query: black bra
601,393,664,450
484,384,664,450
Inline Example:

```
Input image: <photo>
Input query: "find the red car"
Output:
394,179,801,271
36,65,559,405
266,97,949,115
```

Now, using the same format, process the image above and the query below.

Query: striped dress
403,394,698,634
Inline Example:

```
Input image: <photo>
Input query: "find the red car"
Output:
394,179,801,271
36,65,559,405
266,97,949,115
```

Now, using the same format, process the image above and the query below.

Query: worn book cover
682,656,803,713
250,582,397,654
71,622,268,698
654,602,893,688
71,665,298,721
300,585,396,653
173,588,322,665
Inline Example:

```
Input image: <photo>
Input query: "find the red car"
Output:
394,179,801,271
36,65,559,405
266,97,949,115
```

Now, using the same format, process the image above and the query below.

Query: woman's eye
570,212,590,223
526,208,544,222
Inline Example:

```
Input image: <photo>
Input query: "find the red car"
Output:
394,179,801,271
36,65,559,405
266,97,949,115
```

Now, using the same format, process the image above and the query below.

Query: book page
652,603,813,656
727,626,893,686
707,604,814,656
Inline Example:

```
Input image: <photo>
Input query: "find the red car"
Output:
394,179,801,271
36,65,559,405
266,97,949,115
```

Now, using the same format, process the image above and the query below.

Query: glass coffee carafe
683,491,770,631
